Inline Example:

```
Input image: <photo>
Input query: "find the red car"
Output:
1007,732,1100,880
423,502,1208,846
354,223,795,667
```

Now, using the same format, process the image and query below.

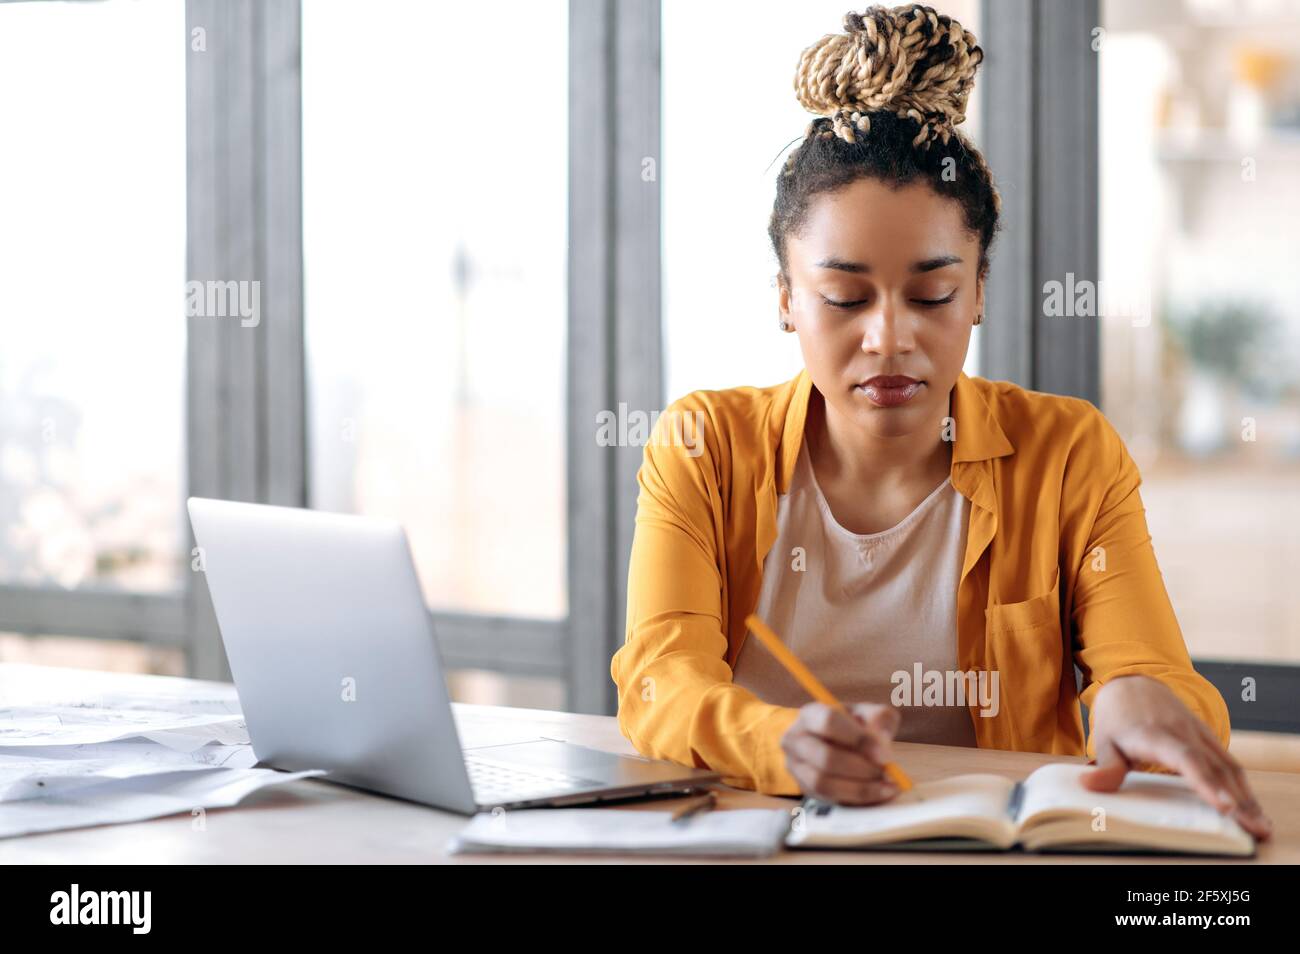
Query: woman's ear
974,273,986,325
777,272,794,332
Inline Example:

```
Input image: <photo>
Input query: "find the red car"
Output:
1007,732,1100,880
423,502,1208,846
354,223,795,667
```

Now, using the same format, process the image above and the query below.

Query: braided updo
770,4,1003,283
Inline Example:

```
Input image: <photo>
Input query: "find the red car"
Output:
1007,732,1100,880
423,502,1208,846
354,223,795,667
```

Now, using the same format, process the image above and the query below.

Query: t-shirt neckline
796,439,954,546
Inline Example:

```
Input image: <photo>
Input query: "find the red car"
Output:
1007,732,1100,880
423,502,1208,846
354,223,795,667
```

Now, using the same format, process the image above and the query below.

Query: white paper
0,664,315,838
0,706,245,747
0,766,326,839
140,721,251,751
0,740,260,803
0,663,242,715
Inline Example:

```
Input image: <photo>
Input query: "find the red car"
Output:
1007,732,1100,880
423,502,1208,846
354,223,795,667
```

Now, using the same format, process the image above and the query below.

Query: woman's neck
806,385,954,491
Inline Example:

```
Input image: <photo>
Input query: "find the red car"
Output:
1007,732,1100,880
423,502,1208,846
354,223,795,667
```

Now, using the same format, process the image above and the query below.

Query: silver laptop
186,497,720,814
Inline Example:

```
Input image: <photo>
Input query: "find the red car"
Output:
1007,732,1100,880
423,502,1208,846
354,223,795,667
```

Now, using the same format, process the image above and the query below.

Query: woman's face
778,177,983,440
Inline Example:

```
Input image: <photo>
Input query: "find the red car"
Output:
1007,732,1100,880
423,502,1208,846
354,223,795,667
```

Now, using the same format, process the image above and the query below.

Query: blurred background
1097,0,1300,769
0,0,1296,769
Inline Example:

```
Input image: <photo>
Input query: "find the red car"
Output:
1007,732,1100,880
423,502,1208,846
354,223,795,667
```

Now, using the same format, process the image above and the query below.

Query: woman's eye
913,292,957,307
820,292,956,309
820,294,868,309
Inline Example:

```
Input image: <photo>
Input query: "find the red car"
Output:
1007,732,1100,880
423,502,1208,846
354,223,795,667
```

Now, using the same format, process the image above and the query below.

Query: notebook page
786,773,1016,844
1017,762,1246,837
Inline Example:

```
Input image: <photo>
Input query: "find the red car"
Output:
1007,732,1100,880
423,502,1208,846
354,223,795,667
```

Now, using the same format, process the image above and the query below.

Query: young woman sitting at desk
611,3,1271,840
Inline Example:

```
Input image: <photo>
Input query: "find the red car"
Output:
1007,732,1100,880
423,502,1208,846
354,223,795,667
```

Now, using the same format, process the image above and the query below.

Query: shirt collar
777,367,1014,495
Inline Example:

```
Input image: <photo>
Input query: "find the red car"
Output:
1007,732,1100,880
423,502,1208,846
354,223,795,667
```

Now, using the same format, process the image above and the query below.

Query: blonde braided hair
769,4,1003,285
793,4,983,150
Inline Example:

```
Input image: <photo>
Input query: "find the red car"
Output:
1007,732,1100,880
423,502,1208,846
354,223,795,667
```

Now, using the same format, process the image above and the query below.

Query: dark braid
770,5,1002,284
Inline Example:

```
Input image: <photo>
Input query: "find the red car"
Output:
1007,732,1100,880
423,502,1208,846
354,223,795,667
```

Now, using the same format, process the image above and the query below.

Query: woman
611,3,1271,839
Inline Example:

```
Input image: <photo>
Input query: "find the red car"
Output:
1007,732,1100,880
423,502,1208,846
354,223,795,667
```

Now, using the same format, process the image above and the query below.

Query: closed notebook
785,762,1255,857
448,807,791,858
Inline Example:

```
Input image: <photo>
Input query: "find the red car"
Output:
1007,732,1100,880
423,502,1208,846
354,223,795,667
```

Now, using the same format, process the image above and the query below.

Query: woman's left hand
1081,674,1273,840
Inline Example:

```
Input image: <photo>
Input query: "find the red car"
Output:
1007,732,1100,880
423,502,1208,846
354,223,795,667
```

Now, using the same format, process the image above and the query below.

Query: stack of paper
0,663,325,838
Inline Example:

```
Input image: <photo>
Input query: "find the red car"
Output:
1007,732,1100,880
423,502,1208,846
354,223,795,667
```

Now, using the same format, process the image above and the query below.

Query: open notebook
448,763,1255,858
785,762,1256,856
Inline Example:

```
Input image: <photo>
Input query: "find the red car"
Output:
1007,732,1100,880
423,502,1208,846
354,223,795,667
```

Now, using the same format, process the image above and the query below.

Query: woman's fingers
782,702,903,804
784,728,884,782
1152,725,1272,838
1184,718,1272,838
795,702,871,751
785,749,899,805
1155,735,1273,839
1185,717,1263,821
849,702,901,764
1089,725,1272,840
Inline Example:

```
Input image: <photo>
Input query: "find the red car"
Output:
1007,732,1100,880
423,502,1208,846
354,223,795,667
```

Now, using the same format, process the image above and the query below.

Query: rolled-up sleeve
610,403,802,796
1070,411,1231,756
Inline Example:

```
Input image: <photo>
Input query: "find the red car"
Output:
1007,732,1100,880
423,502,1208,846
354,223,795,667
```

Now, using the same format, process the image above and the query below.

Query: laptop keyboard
464,753,603,805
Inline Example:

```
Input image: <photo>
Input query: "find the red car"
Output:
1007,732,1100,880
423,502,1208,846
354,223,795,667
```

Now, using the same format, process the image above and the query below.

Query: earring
974,313,983,326
778,317,791,331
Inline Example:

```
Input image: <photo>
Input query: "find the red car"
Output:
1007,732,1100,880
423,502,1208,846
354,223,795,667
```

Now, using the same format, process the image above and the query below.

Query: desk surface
1,667,1295,864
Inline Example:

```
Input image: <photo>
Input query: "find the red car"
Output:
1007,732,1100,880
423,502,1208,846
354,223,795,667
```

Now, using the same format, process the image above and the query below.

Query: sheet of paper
0,663,242,715
0,706,245,747
0,740,260,802
0,766,326,839
140,721,250,750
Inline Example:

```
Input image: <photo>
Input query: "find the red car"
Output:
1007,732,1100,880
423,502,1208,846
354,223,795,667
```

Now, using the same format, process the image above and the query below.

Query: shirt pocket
983,566,1063,752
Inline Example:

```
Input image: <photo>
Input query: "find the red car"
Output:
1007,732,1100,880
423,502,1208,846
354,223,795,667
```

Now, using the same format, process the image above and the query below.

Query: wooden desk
0,667,1294,864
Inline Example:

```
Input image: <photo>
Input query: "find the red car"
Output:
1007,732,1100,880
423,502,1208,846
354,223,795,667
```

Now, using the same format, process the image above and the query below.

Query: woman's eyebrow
814,254,963,274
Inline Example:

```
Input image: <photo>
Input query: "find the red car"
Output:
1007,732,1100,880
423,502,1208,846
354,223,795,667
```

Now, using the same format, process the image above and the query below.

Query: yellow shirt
610,367,1231,796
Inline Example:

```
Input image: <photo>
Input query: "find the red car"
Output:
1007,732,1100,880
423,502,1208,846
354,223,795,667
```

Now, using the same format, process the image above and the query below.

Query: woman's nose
860,299,913,355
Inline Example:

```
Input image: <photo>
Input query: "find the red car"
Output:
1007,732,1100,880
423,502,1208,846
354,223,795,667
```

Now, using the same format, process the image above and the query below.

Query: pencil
669,790,717,823
743,613,914,793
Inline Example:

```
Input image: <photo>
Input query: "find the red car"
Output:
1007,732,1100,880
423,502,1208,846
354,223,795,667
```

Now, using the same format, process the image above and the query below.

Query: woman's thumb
1080,738,1131,792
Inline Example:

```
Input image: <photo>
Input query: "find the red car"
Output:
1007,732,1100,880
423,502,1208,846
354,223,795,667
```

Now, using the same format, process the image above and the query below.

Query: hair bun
794,3,983,148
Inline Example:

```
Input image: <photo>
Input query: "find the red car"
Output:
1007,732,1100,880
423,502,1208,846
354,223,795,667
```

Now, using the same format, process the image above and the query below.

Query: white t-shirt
731,439,978,747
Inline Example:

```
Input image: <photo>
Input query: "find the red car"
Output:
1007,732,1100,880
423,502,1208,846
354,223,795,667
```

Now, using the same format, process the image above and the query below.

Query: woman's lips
857,376,923,408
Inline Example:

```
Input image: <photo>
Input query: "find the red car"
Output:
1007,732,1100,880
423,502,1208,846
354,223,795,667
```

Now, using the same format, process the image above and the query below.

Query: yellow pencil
744,613,914,793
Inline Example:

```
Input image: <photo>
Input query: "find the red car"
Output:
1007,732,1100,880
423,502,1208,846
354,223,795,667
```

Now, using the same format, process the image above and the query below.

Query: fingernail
1217,789,1236,811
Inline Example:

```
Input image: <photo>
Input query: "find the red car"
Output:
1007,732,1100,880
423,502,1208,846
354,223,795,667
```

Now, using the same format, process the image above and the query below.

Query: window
302,1,569,619
0,0,186,596
1099,0,1300,667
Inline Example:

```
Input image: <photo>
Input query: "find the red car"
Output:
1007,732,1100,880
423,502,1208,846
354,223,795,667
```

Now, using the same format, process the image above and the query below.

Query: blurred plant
1161,297,1292,401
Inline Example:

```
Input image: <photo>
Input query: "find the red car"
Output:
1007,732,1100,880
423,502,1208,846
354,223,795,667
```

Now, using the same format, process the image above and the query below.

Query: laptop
186,497,720,814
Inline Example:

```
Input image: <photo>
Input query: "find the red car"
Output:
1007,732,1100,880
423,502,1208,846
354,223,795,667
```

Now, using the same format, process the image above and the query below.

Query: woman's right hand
780,701,903,804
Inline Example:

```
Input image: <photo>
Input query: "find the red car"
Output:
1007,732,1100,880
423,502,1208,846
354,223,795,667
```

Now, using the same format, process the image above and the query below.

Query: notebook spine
801,797,834,817
1006,780,1025,821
